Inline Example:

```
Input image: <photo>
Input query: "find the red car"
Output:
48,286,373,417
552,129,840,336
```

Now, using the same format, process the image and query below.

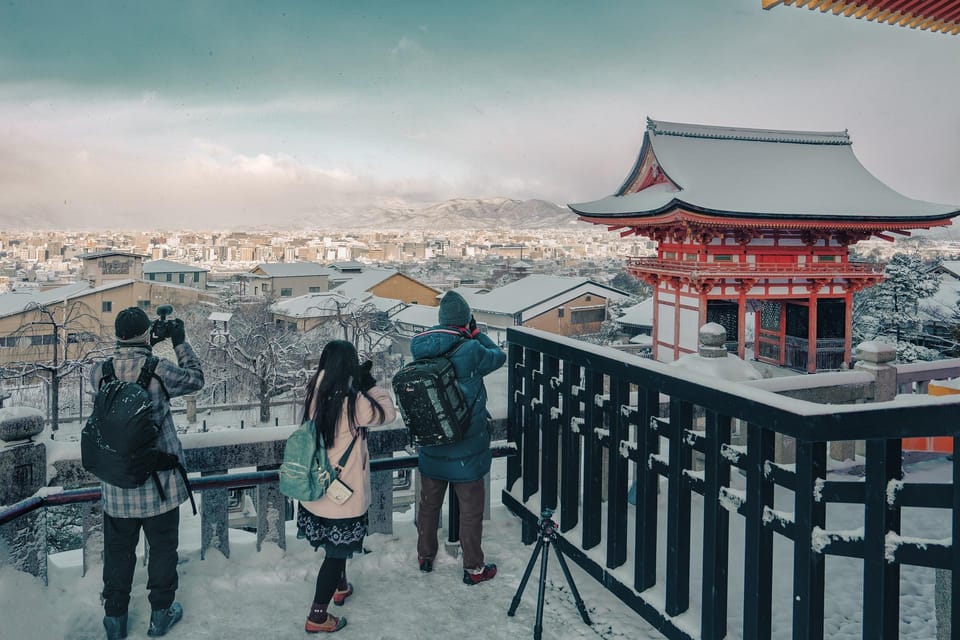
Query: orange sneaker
332,583,353,606
305,613,347,633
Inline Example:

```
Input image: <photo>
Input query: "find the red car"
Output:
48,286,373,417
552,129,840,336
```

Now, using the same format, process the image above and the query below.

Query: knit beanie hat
438,291,471,326
115,307,151,342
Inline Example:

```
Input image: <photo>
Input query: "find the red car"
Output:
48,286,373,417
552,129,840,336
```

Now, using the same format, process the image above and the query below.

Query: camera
150,304,176,344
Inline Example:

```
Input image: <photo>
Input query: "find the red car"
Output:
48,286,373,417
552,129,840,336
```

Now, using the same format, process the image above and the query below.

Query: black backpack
81,357,179,497
392,339,473,447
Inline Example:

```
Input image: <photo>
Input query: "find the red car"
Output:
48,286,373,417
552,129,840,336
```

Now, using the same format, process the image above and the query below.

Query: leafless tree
0,300,111,430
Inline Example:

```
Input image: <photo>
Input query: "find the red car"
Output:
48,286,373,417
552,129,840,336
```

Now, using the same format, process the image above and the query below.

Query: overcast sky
1,0,958,230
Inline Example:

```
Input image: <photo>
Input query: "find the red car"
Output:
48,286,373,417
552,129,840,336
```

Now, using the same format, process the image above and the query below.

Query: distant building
240,262,330,299
143,259,209,290
79,251,147,288
454,274,631,340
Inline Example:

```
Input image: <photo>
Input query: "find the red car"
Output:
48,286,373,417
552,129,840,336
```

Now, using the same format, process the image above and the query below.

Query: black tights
313,557,348,605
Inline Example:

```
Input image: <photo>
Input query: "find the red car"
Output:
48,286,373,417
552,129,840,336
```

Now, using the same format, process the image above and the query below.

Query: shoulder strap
333,433,360,473
136,356,159,389
135,355,171,400
440,338,467,359
99,358,116,387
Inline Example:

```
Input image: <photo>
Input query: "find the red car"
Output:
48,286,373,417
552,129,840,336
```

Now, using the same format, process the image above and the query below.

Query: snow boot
305,602,347,633
103,613,128,640
419,558,433,573
463,563,497,585
332,583,353,606
147,602,183,637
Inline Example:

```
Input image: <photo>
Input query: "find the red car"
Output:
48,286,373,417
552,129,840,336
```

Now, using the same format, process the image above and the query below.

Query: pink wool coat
301,383,396,520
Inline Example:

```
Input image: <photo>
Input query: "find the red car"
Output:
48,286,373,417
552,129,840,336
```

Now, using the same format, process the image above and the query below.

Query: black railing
503,326,960,640
0,447,518,529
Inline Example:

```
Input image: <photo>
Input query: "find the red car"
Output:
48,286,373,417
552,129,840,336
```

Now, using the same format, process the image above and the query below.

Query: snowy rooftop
616,297,654,327
392,303,439,329
460,275,629,316
250,262,329,278
0,279,148,320
570,118,960,221
143,259,208,274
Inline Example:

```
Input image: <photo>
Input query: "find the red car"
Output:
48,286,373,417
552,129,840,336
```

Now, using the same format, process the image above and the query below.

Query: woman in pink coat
296,340,396,633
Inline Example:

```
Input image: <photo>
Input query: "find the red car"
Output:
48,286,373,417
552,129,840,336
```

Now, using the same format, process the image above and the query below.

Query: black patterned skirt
296,505,367,559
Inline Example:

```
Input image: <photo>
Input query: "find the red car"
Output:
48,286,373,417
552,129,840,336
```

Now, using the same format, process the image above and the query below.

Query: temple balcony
3,328,960,638
626,256,884,283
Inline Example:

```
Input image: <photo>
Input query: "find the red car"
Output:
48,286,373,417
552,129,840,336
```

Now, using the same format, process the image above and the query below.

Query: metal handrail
0,444,517,527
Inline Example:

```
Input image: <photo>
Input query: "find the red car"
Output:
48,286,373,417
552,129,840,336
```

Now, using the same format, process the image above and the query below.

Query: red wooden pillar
807,285,819,374
844,288,854,367
737,285,747,360
652,284,661,361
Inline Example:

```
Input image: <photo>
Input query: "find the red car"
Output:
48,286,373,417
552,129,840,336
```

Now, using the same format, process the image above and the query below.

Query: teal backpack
279,419,357,502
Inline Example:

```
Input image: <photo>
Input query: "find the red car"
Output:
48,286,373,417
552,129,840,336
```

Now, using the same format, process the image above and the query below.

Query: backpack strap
137,356,160,389
99,358,117,388
136,355,171,400
149,465,198,516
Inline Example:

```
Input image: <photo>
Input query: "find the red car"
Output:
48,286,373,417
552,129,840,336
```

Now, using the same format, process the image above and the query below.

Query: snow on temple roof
570,118,960,222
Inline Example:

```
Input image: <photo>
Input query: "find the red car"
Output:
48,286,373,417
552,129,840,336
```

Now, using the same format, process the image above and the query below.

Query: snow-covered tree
212,303,315,422
0,300,111,430
853,253,942,362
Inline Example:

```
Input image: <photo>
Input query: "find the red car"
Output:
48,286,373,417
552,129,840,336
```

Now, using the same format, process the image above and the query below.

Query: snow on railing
812,526,864,554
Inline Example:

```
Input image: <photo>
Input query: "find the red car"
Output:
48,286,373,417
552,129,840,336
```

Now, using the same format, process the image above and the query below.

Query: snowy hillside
287,197,584,231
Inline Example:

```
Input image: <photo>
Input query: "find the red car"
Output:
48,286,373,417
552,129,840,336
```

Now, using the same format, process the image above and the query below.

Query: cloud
390,36,426,62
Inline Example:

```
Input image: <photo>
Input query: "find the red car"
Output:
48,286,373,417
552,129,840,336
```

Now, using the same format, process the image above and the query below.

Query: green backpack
279,419,357,502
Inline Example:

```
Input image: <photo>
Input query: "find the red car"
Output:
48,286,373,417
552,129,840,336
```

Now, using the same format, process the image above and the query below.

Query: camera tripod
507,509,592,640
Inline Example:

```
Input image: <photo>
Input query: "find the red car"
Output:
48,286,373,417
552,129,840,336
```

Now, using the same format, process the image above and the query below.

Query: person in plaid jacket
88,306,204,639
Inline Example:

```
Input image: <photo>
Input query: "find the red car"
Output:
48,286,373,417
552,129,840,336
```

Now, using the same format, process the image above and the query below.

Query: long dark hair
302,340,385,449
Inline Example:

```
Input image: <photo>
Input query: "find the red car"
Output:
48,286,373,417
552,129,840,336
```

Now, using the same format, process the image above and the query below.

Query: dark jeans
102,507,180,616
417,475,485,570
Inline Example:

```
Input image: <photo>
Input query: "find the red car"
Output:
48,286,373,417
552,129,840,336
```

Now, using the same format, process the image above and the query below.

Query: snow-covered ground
0,460,666,640
2,436,952,639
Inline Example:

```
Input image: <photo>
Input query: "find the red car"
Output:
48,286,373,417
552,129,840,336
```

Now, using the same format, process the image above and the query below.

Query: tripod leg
508,538,543,617
552,542,592,626
534,539,550,640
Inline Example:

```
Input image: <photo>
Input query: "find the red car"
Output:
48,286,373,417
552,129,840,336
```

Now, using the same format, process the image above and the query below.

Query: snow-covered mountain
314,197,582,231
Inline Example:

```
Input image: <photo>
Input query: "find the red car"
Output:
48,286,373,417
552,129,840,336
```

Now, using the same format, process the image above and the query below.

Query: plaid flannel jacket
87,342,204,518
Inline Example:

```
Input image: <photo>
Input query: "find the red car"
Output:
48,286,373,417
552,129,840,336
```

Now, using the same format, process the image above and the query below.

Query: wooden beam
889,229,912,236
762,0,785,8
875,233,896,242
832,1,854,14
818,0,840,12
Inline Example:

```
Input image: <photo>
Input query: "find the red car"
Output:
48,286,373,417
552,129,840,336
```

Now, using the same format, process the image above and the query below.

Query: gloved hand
169,318,186,347
359,360,376,391
467,316,480,339
149,323,166,347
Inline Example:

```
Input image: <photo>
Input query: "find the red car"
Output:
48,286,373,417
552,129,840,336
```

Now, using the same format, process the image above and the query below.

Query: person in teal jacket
410,290,506,585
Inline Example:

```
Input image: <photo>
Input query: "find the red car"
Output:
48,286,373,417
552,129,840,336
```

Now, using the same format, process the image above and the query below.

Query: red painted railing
626,257,884,280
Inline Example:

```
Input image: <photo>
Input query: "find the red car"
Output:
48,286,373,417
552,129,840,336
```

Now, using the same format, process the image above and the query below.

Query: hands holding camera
358,360,377,392
459,316,480,339
149,305,186,347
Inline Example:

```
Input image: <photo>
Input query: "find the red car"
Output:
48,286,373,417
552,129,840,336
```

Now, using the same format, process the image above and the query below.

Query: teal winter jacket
409,326,506,483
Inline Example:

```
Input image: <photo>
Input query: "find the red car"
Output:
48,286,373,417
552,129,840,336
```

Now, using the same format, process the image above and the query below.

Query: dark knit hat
115,307,151,340
439,291,471,326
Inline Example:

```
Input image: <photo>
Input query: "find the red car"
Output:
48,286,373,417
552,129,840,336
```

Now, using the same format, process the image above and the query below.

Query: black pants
102,507,180,616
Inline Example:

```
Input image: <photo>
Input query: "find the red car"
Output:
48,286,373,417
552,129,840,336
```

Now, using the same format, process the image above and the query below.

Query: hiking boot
332,583,353,606
103,613,128,640
419,558,433,573
305,613,347,633
147,602,183,637
463,563,497,585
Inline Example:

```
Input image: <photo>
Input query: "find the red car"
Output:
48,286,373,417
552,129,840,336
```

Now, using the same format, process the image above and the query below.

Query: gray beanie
438,291,471,326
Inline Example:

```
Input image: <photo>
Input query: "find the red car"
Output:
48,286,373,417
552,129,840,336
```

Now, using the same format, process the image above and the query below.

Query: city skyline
1,1,959,232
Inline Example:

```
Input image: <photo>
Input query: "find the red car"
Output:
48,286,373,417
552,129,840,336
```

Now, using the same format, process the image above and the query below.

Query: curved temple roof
762,0,960,36
570,118,960,225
